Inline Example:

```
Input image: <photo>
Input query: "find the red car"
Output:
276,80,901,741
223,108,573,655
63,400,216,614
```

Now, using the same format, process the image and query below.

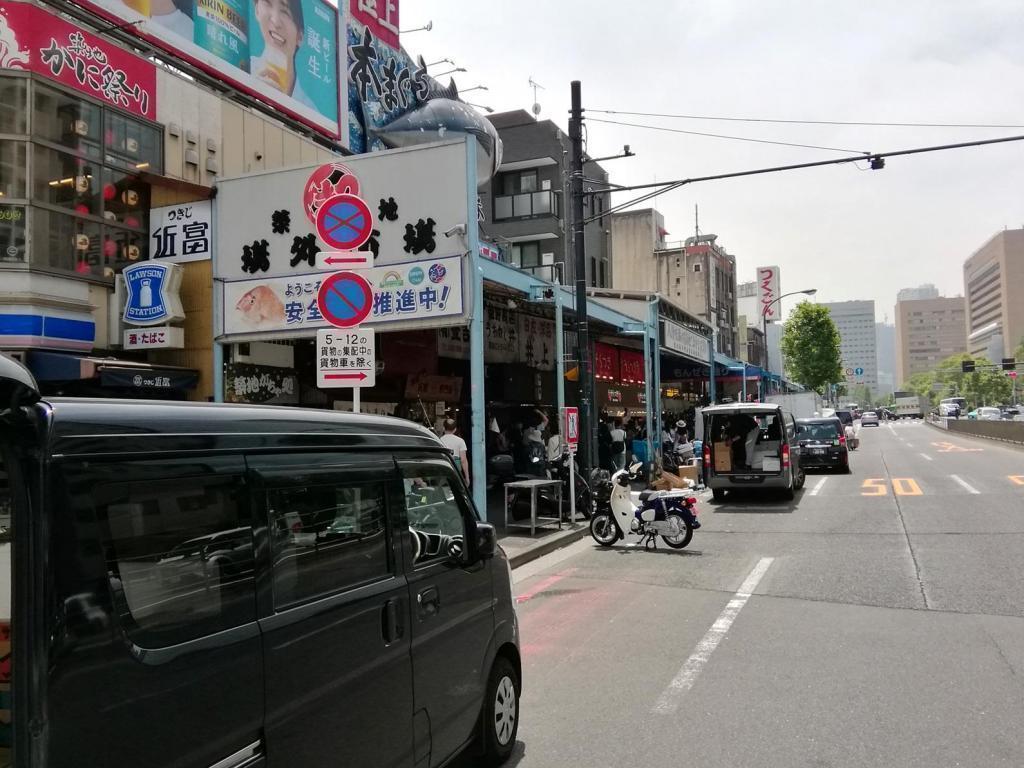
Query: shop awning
714,353,746,374
26,351,198,390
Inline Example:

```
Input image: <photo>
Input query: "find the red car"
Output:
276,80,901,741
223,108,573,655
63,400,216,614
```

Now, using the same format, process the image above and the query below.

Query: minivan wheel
712,488,725,501
478,656,519,765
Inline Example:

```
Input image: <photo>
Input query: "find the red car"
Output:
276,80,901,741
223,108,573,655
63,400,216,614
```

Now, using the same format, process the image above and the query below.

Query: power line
580,132,1024,225
587,117,869,155
589,109,1024,130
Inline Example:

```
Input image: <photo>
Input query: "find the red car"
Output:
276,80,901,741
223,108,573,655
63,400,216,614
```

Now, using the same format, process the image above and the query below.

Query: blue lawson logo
123,262,185,326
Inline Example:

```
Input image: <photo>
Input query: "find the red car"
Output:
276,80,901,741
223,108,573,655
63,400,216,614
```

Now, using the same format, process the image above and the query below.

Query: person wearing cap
440,419,470,487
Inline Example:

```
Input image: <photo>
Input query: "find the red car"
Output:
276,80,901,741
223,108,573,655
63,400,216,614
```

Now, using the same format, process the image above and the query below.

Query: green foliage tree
1015,337,1024,363
912,353,1013,408
780,303,843,394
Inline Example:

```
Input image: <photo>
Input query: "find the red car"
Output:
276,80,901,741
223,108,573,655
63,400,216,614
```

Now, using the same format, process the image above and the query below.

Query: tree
1015,337,1024,364
917,353,1012,408
780,303,843,394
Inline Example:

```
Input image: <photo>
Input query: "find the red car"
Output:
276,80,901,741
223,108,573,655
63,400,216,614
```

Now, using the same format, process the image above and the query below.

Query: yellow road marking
893,478,923,496
862,478,887,496
932,441,983,453
1010,475,1024,486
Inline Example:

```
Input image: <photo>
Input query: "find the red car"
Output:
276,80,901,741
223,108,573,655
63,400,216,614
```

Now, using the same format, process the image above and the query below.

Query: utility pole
569,80,595,471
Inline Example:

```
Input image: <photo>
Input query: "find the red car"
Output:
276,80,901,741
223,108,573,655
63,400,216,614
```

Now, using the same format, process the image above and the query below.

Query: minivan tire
477,656,520,765
712,488,725,502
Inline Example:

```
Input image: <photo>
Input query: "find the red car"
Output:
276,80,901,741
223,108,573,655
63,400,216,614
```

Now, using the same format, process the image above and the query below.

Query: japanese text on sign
317,328,376,388
150,201,213,262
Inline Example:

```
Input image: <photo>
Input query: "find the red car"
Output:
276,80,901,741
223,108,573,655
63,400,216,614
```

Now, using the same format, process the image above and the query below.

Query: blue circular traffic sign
315,193,373,251
317,271,373,328
855,367,864,376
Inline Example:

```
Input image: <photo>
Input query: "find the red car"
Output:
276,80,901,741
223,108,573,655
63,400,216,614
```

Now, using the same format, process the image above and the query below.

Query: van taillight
782,443,791,469
839,434,847,446
703,442,711,467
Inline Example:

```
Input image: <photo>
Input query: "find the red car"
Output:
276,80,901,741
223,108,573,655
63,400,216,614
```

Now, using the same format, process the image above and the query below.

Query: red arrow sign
325,255,368,265
324,372,368,381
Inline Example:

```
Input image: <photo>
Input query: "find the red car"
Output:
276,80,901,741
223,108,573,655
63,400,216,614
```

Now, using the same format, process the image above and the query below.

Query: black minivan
0,354,520,768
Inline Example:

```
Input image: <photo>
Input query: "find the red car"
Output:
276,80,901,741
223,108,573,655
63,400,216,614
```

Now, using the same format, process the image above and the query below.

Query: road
463,420,1024,767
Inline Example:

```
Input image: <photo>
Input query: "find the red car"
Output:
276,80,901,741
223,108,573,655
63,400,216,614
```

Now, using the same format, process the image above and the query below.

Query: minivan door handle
381,598,402,644
417,586,440,617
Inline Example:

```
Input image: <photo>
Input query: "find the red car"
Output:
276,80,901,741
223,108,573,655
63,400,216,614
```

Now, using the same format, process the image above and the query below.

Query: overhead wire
588,109,1024,130
586,117,869,155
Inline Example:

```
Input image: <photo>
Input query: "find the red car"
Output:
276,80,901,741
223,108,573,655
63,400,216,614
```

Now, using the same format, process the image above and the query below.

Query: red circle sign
317,271,374,328
303,162,360,225
315,193,373,251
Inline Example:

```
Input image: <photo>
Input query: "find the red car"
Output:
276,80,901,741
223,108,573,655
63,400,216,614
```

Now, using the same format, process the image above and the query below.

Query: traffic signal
961,360,976,373
1002,357,1016,371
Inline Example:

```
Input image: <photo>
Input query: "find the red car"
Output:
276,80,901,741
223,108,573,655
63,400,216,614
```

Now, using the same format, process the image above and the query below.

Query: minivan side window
267,481,390,609
400,463,470,567
62,458,256,648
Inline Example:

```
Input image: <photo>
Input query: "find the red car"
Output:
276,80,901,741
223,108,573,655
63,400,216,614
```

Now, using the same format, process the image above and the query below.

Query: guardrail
928,417,1024,446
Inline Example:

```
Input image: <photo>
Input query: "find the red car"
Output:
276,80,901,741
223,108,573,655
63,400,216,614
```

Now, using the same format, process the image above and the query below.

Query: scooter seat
639,488,691,502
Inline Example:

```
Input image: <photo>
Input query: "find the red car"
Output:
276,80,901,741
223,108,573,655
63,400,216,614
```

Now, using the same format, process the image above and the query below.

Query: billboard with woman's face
79,0,341,139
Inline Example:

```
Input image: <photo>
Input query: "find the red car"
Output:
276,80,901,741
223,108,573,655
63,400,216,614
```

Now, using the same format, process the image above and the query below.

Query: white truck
765,392,824,420
893,392,928,419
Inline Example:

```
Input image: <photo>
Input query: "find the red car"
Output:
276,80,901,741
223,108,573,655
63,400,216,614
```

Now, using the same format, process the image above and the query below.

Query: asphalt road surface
460,420,1024,768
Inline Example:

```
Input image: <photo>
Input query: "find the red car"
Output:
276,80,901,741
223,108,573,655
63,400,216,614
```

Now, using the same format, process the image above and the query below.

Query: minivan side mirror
474,521,497,561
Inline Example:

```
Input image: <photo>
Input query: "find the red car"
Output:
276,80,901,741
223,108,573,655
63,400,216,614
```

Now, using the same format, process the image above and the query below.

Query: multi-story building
963,228,1024,361
479,110,612,286
875,322,897,397
822,301,878,393
895,297,967,384
896,284,940,303
609,212,738,356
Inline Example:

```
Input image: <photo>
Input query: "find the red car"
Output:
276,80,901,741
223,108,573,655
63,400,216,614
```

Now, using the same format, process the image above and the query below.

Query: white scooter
590,463,698,550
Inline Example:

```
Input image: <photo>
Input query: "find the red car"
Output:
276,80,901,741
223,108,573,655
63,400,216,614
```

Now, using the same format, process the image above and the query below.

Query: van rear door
707,410,786,476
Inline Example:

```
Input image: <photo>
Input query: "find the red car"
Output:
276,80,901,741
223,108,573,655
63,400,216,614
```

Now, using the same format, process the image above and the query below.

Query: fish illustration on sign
236,285,285,327
372,72,502,187
0,11,31,69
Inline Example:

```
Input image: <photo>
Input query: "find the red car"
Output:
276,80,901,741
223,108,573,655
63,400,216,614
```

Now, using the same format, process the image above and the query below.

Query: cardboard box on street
653,468,697,491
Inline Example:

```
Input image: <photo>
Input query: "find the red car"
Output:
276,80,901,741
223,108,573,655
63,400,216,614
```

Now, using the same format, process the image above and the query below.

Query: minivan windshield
798,422,840,441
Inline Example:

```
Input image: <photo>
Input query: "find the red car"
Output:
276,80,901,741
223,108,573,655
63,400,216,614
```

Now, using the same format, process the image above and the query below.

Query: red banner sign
619,349,644,384
351,0,400,50
1,2,156,120
594,343,619,381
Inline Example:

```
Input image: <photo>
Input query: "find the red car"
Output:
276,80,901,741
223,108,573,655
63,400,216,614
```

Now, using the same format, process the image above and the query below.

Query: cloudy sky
400,0,1024,322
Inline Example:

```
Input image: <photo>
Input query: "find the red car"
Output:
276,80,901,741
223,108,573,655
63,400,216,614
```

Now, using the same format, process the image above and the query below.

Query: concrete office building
479,110,612,286
822,301,878,392
895,296,967,385
875,322,897,396
896,284,940,303
963,228,1024,361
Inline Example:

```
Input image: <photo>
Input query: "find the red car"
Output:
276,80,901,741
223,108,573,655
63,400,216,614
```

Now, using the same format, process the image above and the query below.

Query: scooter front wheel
589,513,619,547
661,513,693,549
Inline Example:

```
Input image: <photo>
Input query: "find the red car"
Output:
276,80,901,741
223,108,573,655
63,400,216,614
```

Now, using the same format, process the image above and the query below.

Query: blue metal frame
466,137,488,517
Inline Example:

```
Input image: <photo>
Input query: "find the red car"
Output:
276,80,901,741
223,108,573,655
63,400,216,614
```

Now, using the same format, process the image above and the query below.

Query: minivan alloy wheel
494,675,517,746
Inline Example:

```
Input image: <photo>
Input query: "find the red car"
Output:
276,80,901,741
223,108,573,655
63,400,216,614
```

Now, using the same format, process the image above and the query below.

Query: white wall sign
662,319,707,361
150,201,213,263
317,327,376,388
215,141,469,280
757,266,782,322
221,255,464,338
123,326,184,350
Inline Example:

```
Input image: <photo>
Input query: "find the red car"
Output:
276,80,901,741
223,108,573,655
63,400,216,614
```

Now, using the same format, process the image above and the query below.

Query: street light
433,67,466,77
400,20,432,33
762,289,817,396
465,102,494,113
426,58,455,68
460,85,489,94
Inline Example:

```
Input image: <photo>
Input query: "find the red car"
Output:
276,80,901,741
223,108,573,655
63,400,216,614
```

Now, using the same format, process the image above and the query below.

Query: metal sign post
562,406,580,524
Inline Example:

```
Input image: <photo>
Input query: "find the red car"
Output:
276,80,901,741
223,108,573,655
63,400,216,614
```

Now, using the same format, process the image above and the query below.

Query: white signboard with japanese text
662,319,708,362
150,201,213,263
221,255,464,338
123,326,184,350
317,327,376,388
215,141,469,280
757,266,782,322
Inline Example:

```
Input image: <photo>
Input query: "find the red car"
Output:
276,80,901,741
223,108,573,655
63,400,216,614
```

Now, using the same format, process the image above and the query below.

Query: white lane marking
920,453,933,462
652,557,774,715
950,474,980,495
808,477,828,496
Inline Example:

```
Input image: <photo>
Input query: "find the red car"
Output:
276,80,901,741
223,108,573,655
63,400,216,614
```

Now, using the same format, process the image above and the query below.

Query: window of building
62,458,256,649
599,259,607,287
0,205,26,263
32,85,103,161
0,77,27,135
511,241,541,268
0,141,27,199
267,481,390,608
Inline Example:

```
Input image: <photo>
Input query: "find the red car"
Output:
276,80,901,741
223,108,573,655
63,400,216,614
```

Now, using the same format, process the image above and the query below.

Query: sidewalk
498,522,589,569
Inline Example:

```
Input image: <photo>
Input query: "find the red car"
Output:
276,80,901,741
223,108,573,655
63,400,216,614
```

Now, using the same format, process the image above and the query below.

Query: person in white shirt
439,419,470,488
546,422,563,463
609,419,627,470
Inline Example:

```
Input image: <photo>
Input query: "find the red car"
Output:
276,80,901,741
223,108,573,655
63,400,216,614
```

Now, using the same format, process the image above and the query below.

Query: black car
796,417,850,472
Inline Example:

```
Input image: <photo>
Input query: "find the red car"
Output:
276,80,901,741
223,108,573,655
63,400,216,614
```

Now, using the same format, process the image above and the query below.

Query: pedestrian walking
610,418,627,471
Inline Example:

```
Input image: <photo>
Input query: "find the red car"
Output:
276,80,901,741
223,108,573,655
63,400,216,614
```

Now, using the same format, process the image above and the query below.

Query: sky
399,0,1024,323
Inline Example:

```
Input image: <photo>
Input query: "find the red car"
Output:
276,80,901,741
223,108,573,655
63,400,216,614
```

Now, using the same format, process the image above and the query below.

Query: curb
507,525,590,570
924,418,1024,450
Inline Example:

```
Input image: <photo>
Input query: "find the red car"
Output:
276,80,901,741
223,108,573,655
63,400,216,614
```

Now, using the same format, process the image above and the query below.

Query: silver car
860,411,879,426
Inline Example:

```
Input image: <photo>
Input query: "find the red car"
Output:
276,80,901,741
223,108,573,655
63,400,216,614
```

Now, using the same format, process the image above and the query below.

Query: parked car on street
0,353,521,768
860,411,880,427
977,406,1003,421
702,402,806,501
796,418,850,473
